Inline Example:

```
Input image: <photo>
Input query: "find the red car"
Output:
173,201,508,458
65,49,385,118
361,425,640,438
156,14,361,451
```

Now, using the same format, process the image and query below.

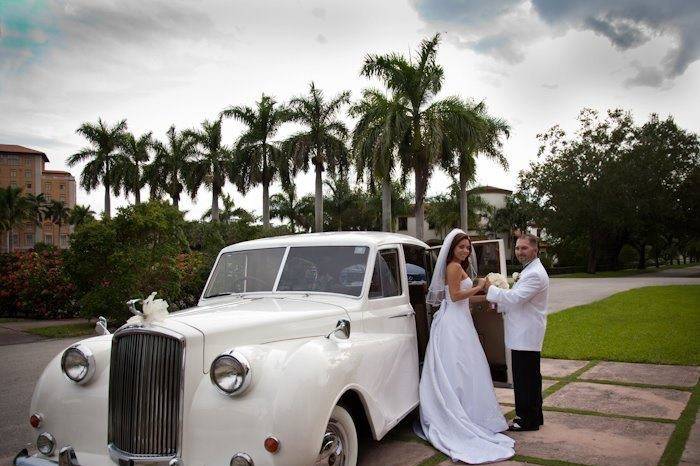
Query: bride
416,228,515,463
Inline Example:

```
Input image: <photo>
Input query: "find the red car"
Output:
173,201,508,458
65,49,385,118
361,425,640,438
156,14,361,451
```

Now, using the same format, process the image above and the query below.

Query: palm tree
0,186,31,252
284,82,351,232
200,193,252,223
425,182,491,237
69,205,96,226
115,131,153,204
361,34,485,240
350,89,411,231
146,126,197,209
443,101,510,231
324,175,355,231
67,118,128,219
221,94,293,228
270,185,305,233
184,118,235,222
47,200,71,246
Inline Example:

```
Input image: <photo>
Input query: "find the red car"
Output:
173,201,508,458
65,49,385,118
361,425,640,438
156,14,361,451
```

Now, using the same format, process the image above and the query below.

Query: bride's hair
445,232,471,273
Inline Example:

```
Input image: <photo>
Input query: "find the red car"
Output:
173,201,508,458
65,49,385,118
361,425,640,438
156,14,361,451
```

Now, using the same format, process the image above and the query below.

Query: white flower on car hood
127,292,170,325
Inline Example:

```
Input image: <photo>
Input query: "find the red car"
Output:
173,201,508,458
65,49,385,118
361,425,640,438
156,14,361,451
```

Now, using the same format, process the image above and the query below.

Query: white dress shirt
486,258,549,351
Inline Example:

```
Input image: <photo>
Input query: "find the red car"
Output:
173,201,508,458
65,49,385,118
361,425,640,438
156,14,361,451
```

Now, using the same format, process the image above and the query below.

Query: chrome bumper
14,446,80,466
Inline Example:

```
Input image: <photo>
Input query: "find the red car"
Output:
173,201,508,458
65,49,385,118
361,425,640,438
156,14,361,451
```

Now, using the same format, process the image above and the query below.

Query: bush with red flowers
0,247,78,318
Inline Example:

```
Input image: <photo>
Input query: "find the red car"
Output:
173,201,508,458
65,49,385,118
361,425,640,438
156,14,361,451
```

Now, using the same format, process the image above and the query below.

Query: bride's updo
445,232,472,273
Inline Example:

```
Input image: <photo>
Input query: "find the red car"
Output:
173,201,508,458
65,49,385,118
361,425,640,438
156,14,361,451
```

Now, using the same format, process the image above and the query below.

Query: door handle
389,311,415,319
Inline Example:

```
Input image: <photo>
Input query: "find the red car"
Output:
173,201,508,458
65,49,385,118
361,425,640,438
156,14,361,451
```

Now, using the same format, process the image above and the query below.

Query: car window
369,249,402,299
276,246,370,296
204,248,286,297
402,244,427,285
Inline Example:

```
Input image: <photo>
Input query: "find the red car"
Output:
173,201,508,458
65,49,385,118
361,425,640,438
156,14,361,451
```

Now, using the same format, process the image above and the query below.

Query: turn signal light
30,413,43,429
264,436,280,453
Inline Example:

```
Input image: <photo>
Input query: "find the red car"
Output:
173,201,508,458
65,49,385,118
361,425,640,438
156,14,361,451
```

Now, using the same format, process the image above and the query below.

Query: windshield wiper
205,292,232,298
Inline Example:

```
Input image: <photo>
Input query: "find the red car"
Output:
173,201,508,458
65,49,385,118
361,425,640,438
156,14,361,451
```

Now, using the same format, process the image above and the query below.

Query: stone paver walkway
359,358,699,466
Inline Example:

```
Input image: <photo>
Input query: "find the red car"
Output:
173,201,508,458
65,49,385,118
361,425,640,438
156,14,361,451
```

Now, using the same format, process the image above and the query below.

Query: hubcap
315,418,347,466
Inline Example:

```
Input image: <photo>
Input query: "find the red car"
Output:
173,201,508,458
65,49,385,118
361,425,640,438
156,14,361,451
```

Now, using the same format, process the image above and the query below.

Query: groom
483,234,549,432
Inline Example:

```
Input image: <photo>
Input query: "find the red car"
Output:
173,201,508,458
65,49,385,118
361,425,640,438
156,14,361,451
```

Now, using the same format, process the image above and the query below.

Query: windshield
277,246,369,296
204,248,286,297
204,245,371,298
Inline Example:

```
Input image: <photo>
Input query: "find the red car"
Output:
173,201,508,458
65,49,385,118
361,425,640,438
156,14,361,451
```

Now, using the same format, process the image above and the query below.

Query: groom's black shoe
508,421,539,432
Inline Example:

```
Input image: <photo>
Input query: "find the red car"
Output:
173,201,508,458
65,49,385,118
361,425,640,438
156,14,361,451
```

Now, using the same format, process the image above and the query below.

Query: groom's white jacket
486,257,549,352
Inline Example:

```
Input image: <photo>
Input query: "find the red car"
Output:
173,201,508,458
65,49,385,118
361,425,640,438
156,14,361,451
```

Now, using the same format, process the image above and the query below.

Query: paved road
548,266,700,313
0,337,82,463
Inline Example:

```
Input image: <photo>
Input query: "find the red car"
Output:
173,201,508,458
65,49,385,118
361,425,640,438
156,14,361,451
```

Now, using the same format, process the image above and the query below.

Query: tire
315,405,358,466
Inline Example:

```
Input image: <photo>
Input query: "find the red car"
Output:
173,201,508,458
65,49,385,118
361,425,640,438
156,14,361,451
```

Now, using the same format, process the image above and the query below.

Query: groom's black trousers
511,350,544,427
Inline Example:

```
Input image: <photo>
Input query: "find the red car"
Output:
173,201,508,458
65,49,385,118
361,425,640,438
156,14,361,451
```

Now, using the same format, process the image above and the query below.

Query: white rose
486,272,510,289
512,272,520,282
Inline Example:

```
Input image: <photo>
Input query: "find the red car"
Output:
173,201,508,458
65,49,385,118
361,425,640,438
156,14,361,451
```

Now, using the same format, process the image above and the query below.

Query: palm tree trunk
134,161,141,205
262,180,270,228
459,172,468,232
104,181,111,219
414,170,425,241
314,162,323,232
381,176,392,232
211,182,220,223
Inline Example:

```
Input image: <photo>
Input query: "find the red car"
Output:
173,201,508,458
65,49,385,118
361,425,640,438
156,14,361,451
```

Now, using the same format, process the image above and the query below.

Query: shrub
65,201,188,322
0,249,77,318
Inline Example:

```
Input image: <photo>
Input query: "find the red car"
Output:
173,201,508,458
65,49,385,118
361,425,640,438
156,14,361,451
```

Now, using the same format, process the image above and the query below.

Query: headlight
61,344,95,384
210,350,251,396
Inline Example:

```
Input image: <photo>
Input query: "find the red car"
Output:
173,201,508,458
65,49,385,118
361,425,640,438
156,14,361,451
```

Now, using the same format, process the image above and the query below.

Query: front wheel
314,405,358,466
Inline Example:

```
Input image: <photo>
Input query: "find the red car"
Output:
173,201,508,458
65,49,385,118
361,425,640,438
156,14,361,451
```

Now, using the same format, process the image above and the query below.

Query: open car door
429,239,512,387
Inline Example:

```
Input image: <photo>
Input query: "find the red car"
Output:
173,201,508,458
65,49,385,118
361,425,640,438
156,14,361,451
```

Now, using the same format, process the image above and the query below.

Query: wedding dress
417,273,515,463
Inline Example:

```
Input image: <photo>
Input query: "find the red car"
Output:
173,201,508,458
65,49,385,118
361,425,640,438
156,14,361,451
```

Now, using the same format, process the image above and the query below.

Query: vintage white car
15,232,509,466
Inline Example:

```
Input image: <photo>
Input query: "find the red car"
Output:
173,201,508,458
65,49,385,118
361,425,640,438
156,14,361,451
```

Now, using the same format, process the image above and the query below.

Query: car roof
220,231,429,253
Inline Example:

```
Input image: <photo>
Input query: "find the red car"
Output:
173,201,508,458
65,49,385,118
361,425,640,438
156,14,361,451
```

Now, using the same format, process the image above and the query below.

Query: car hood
168,296,350,370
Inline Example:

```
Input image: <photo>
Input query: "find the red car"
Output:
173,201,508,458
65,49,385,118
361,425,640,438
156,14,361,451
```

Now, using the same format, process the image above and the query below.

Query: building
0,144,77,252
396,185,513,242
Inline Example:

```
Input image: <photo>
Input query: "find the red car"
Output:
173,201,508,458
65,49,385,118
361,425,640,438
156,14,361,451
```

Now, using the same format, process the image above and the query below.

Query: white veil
426,228,479,306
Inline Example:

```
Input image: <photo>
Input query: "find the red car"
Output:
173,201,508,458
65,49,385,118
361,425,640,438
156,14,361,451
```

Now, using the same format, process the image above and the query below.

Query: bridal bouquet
486,272,510,289
127,292,170,325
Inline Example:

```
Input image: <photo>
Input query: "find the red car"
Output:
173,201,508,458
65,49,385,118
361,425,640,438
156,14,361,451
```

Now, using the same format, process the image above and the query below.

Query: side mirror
95,316,110,335
326,319,351,340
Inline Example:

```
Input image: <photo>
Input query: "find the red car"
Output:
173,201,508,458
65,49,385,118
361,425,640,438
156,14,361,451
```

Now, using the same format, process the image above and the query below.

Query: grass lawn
554,262,698,278
25,322,96,339
543,285,700,365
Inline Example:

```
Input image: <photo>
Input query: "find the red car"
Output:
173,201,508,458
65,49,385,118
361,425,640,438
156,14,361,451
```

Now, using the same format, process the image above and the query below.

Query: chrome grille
108,329,184,457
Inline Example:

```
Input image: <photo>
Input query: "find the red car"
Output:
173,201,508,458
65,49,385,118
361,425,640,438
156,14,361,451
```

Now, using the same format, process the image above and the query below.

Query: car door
362,245,420,423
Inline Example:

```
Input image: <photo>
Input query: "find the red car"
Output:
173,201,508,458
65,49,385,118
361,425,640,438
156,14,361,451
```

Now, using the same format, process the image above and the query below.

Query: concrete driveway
547,265,700,313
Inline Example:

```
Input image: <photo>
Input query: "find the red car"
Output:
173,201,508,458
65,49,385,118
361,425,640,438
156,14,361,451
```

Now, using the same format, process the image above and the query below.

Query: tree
0,186,30,251
184,118,235,222
69,205,96,226
350,89,410,231
521,109,635,273
146,125,196,209
620,114,700,269
488,192,539,261
67,118,128,219
47,200,71,244
24,193,49,244
284,82,351,232
221,94,293,228
443,101,510,231
425,181,489,237
200,193,254,224
270,184,312,233
361,34,484,240
115,131,153,205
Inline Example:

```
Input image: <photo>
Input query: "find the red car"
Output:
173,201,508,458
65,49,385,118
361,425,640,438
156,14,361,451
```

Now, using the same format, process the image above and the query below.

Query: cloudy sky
2,0,699,221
